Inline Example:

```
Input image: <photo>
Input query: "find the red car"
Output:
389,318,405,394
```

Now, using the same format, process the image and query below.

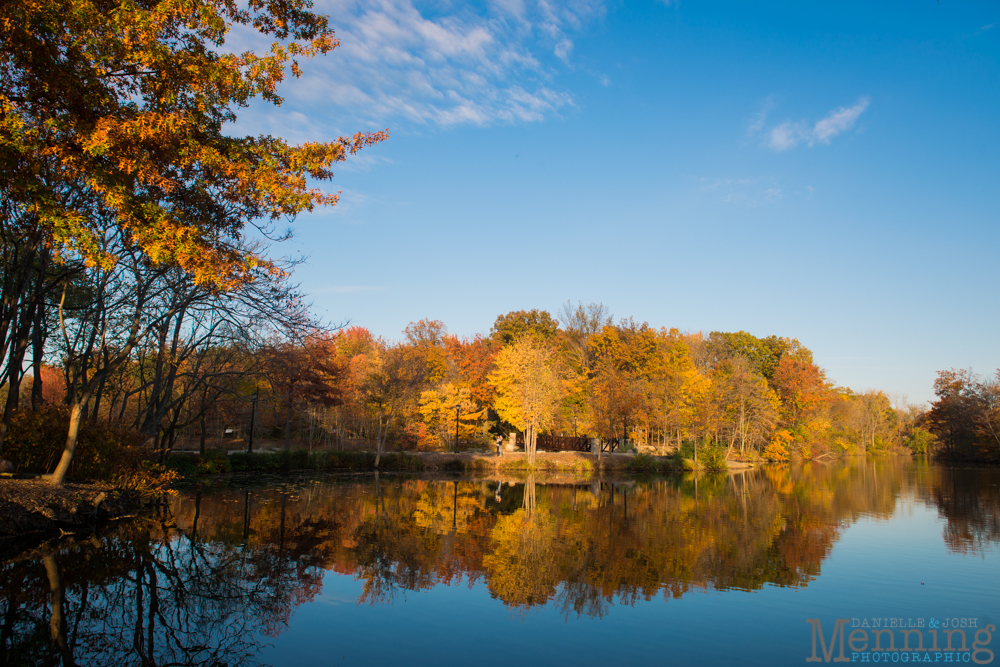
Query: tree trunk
283,387,293,452
44,553,75,666
30,306,45,411
374,413,384,468
526,424,537,467
49,401,87,486
199,415,207,456
0,357,23,456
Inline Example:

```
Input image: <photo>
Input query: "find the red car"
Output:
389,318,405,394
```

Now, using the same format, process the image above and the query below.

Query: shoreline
167,448,761,481
170,448,754,475
0,478,145,541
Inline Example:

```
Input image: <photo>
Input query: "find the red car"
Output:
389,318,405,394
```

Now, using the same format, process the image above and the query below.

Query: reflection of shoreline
164,461,928,611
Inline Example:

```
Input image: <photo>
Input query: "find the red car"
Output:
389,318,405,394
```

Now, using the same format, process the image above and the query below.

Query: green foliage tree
706,331,793,380
490,310,560,346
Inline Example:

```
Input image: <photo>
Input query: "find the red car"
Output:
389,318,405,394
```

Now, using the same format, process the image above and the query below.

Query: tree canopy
1,0,387,289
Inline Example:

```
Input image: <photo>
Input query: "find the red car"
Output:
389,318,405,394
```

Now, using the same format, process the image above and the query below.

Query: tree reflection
353,472,437,605
2,460,998,663
0,515,324,666
925,466,1000,554
482,476,561,610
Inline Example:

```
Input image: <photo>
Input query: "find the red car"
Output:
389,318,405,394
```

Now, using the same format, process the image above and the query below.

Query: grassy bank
166,449,712,478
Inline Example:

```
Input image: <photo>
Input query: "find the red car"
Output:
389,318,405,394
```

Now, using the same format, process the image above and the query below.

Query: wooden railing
515,433,592,452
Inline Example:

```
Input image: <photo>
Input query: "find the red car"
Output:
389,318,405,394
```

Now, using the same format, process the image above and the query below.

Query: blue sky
233,0,999,406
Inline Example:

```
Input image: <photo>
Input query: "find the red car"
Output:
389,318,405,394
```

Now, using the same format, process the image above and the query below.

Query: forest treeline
1,294,968,475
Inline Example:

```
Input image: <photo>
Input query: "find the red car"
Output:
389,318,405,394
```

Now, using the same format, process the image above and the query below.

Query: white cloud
812,97,870,144
554,38,573,62
233,0,608,131
768,121,807,151
755,96,871,151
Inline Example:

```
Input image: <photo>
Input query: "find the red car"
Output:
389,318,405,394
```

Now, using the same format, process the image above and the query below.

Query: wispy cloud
229,0,608,131
767,121,806,151
746,96,776,136
320,285,387,294
698,177,783,207
978,22,996,33
750,97,871,151
812,97,871,144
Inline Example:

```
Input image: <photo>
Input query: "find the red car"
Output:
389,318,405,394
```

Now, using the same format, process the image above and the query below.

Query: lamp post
454,405,460,453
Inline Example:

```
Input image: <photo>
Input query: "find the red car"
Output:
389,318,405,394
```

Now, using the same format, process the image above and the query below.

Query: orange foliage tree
1,0,386,289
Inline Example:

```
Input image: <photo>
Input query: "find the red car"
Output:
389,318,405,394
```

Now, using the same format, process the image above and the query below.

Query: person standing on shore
495,435,503,457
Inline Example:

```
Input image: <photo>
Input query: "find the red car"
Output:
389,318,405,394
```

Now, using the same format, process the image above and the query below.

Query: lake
2,458,998,666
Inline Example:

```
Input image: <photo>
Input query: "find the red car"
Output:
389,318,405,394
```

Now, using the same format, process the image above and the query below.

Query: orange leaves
771,356,830,426
1,0,388,290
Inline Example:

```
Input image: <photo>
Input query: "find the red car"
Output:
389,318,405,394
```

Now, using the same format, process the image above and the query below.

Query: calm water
2,459,999,666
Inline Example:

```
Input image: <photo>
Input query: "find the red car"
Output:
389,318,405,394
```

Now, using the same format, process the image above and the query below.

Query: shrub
2,405,178,494
4,405,148,480
702,447,728,471
197,450,232,474
905,428,936,455
113,461,182,500
627,453,658,473
381,453,425,471
762,431,792,462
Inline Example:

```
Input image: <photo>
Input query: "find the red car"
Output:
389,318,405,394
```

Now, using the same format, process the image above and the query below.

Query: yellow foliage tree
489,337,564,465
418,383,485,450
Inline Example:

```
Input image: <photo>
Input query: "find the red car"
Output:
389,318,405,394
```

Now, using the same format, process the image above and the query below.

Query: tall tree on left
1,0,386,484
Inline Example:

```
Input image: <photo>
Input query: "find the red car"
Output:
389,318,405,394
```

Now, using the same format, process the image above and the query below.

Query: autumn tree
444,334,497,406
771,351,830,428
926,369,1000,458
587,320,658,445
1,0,387,289
714,357,780,458
0,222,66,453
490,310,560,346
705,331,793,381
490,336,564,465
556,300,612,373
262,334,345,451
645,328,711,451
359,343,424,467
835,389,895,453
121,257,312,449
403,319,449,384
48,228,181,485
418,383,485,450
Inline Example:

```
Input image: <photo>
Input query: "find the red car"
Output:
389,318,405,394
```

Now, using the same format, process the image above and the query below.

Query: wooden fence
515,433,592,452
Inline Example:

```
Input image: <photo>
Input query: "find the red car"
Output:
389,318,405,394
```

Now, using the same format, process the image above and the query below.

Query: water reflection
918,464,1000,554
2,459,998,665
